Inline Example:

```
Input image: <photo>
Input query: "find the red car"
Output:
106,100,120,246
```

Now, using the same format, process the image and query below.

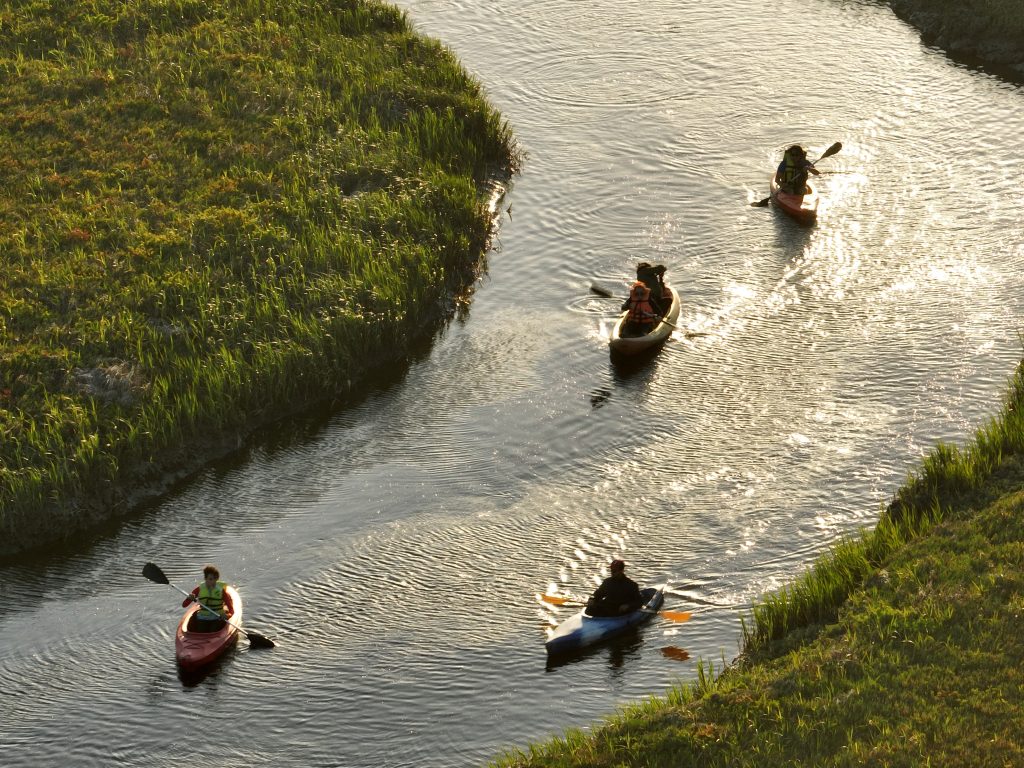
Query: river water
2,1,1023,766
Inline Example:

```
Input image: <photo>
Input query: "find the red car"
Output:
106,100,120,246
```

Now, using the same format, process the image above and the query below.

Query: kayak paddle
142,562,275,649
539,592,693,623
751,140,843,207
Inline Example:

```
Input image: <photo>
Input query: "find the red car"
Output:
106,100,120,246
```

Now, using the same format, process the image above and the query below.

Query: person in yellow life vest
621,278,657,336
775,144,820,195
182,564,234,633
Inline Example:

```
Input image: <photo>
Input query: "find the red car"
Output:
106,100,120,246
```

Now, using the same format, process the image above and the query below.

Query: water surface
2,1,1023,765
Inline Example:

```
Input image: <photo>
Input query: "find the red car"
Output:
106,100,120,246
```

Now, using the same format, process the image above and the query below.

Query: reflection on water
661,646,692,662
545,630,650,673
175,651,237,689
3,0,1024,765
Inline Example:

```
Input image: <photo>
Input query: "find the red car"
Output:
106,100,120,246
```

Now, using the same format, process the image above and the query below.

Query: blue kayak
545,586,665,657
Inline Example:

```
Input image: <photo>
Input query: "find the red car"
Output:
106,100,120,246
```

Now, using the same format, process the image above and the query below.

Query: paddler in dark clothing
586,559,643,617
632,262,671,317
644,263,671,316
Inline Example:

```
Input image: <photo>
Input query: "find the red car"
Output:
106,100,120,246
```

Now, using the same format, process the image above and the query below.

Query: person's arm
181,586,199,608
222,588,234,617
629,581,642,605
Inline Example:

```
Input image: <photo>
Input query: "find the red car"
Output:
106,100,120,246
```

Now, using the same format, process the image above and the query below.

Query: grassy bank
492,359,1024,766
886,0,1024,79
0,0,520,556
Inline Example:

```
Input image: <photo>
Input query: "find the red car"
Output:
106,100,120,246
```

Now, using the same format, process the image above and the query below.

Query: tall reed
0,0,521,550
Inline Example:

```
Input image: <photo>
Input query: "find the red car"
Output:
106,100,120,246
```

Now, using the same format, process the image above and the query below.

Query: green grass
0,0,520,553
491,359,1024,767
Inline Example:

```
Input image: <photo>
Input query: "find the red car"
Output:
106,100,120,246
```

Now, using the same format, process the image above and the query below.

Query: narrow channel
2,0,1022,765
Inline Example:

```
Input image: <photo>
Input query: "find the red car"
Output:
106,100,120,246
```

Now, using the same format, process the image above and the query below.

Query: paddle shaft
636,311,706,339
142,561,274,648
591,286,704,337
541,593,691,622
640,311,684,333
163,579,252,641
753,141,842,206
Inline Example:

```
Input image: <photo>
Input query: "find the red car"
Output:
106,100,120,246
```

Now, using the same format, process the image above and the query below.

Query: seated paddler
586,559,643,617
775,144,820,195
182,564,234,633
621,274,657,336
637,262,671,316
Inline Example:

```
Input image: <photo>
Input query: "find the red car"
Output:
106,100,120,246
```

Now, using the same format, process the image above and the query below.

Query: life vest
779,149,807,192
196,581,227,620
626,281,655,324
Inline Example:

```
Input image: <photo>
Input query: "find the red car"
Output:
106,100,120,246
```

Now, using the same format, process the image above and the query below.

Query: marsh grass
0,0,520,550
492,360,1024,766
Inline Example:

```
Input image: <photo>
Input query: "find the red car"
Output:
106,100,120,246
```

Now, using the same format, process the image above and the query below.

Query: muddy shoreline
887,0,1024,83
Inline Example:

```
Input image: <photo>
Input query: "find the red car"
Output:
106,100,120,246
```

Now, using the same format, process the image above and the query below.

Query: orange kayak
175,585,243,671
769,175,818,224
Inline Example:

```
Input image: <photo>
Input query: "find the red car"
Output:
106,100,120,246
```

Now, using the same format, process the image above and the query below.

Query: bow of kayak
769,175,818,224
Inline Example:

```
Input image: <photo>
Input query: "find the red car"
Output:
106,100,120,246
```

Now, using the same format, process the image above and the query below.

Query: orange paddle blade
659,610,692,622
539,593,572,605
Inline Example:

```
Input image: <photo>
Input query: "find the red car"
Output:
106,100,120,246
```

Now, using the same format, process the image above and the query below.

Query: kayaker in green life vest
775,144,820,195
586,559,643,617
182,564,235,633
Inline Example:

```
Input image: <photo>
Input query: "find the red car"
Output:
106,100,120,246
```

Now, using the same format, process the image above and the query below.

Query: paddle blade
817,141,842,161
142,562,169,585
750,197,771,207
659,609,693,623
590,284,616,298
539,593,572,606
245,631,275,649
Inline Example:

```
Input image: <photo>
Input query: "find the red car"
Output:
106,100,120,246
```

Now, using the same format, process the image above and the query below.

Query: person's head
787,144,806,158
203,565,220,585
610,559,626,574
636,261,653,278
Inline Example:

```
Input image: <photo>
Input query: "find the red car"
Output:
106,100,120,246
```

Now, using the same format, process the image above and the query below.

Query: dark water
2,0,1023,765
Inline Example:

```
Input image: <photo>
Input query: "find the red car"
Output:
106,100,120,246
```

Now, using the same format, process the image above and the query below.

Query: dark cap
610,559,626,572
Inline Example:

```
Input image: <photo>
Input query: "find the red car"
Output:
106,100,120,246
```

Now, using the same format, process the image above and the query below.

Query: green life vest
196,581,227,620
780,150,806,190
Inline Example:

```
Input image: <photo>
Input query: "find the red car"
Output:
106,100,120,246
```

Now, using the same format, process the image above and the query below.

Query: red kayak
769,175,818,224
175,585,243,671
